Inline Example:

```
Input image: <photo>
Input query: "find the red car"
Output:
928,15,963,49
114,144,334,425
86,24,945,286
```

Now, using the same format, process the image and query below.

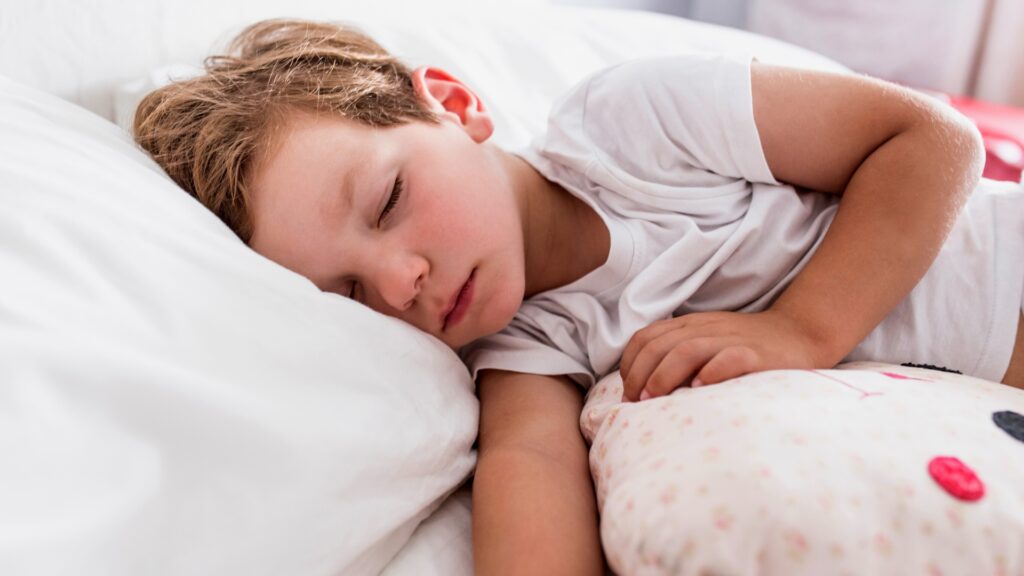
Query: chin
483,292,524,338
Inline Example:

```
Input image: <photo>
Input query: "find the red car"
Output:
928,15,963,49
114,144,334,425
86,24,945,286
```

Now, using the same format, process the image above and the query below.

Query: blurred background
553,0,1023,108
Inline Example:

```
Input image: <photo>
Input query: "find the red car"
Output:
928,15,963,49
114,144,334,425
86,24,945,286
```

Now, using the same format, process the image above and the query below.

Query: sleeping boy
133,18,1024,574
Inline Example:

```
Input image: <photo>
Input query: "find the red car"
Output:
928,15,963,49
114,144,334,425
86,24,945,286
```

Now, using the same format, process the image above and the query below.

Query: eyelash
379,176,404,226
350,176,404,300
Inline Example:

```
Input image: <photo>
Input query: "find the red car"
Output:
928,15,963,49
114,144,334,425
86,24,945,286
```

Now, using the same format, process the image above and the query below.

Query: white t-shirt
459,53,1024,389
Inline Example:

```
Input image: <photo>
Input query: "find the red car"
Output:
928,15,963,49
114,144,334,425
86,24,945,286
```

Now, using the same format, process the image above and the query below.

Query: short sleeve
459,317,597,390
548,53,780,191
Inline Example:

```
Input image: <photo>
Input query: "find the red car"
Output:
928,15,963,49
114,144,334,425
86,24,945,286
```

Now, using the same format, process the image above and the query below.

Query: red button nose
927,456,985,502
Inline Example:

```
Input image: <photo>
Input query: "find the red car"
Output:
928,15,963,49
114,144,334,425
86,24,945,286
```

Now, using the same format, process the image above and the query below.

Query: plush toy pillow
582,362,1024,575
0,74,476,575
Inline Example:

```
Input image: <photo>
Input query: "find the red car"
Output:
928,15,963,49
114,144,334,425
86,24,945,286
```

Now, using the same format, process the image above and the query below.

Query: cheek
453,272,523,348
426,183,504,244
412,149,522,258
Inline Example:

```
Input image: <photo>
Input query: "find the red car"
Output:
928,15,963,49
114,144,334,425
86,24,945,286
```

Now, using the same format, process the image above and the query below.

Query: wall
747,0,988,96
974,0,1024,107
551,0,1022,106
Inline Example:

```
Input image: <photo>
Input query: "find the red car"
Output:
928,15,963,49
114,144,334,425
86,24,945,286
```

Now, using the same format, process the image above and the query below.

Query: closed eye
379,176,403,226
345,176,404,302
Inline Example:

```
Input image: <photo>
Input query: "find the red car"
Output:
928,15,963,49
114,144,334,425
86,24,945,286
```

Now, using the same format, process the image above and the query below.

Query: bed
3,1,1023,575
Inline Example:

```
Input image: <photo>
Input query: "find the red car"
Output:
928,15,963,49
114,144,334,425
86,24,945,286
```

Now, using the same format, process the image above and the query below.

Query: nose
373,251,427,312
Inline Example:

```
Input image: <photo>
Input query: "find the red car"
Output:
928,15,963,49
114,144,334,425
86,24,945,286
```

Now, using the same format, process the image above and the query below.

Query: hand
620,309,828,402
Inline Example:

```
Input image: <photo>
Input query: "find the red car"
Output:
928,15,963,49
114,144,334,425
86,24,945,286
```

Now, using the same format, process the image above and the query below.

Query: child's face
247,110,527,350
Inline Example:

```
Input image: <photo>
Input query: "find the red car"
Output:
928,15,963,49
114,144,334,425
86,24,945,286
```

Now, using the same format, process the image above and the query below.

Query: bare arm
472,369,604,575
622,62,986,399
752,61,986,366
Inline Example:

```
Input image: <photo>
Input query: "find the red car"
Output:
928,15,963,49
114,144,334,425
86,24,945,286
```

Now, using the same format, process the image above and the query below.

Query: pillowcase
380,485,473,576
582,362,1024,575
0,74,476,575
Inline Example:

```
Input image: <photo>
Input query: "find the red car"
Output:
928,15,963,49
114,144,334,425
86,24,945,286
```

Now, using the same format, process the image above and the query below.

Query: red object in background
947,96,1024,183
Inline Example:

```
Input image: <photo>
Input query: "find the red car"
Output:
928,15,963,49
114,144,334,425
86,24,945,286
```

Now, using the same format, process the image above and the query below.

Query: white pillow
0,74,476,575
583,363,1024,575
380,486,473,576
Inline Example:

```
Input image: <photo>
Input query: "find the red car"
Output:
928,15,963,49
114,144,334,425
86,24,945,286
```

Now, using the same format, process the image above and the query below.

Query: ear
411,66,494,143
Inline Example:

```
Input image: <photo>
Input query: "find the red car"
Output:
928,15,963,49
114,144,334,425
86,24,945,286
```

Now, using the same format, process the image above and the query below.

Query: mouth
442,268,476,332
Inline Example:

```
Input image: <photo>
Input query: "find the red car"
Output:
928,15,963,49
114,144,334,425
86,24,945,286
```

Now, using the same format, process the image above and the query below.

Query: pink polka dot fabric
581,362,1024,575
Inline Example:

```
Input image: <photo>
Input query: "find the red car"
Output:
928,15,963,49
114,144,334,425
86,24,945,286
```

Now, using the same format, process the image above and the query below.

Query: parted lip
441,269,474,331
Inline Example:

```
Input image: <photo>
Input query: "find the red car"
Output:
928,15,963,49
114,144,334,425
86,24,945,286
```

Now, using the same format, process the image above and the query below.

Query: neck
494,147,608,299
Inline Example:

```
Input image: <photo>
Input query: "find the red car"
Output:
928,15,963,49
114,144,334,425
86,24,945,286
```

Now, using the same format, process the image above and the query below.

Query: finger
620,312,733,378
693,345,760,387
620,317,689,381
621,328,694,402
633,337,723,400
641,338,721,399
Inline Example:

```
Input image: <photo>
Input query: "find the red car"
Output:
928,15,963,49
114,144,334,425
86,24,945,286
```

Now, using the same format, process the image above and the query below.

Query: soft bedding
4,1,1019,575
0,71,476,575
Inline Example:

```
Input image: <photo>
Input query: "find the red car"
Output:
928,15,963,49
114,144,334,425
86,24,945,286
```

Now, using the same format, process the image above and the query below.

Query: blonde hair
133,19,438,241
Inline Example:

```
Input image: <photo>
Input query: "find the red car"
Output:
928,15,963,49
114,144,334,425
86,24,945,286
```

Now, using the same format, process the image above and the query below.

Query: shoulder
554,52,751,120
534,52,766,189
558,53,746,101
